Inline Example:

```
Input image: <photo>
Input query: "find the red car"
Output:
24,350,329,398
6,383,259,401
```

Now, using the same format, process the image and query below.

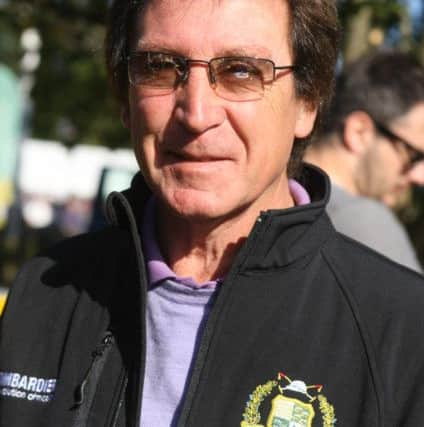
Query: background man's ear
121,105,130,129
343,111,375,154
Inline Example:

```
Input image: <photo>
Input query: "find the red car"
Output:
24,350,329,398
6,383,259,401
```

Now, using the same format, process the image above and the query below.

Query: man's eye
147,57,176,71
131,53,181,87
221,62,260,80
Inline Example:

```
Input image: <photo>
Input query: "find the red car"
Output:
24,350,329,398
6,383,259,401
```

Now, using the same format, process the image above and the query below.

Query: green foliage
339,0,403,26
0,0,129,148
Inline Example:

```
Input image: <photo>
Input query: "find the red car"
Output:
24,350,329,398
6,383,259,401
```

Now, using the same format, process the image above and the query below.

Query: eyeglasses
127,51,296,101
373,119,424,170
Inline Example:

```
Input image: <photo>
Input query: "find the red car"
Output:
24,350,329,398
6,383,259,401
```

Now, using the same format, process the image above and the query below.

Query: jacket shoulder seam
320,244,384,427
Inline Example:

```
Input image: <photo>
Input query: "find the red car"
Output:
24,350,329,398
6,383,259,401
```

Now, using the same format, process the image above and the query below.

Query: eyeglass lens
375,121,424,168
128,52,275,101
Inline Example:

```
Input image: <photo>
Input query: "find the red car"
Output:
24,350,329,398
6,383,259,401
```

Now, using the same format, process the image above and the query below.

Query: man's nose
174,65,225,133
407,161,424,186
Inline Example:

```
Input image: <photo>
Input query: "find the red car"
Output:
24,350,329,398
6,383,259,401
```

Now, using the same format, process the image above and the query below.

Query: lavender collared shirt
139,179,310,426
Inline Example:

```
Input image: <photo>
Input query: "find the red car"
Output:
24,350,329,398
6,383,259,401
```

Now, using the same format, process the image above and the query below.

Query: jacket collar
105,163,334,271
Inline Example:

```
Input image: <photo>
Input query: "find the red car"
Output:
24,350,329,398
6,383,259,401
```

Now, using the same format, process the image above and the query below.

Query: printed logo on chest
241,372,336,427
0,371,56,403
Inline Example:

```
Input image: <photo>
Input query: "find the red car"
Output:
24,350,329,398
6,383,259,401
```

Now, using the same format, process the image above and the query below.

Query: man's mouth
167,150,228,163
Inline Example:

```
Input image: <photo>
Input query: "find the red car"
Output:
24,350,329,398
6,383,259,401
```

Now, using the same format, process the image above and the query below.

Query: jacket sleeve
0,256,72,427
323,235,424,426
359,267,424,426
383,289,424,426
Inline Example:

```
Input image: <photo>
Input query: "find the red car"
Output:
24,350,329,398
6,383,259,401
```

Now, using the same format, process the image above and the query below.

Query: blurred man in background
306,51,424,271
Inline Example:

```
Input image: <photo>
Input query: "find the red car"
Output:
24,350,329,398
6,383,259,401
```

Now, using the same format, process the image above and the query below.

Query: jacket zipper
110,192,149,427
176,213,269,427
72,332,115,427
110,371,129,427
108,192,265,426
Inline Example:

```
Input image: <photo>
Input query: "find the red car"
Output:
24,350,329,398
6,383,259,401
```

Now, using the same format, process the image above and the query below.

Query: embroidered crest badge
241,372,336,427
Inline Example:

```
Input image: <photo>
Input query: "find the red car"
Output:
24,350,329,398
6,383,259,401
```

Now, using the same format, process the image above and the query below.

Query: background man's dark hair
104,0,340,177
316,51,424,146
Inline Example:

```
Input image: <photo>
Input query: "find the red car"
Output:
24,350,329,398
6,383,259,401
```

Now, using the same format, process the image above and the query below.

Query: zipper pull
92,334,114,358
74,378,88,406
74,332,114,407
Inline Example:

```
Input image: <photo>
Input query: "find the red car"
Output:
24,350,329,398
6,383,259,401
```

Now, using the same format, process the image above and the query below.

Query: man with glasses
306,51,424,272
2,2,424,427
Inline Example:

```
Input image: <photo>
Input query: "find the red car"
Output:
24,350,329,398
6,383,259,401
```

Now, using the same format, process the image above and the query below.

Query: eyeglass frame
126,51,297,100
371,117,424,170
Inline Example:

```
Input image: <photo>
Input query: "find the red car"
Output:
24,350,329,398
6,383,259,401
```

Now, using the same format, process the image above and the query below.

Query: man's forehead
393,103,424,130
133,0,291,59
390,102,424,152
137,0,288,20
398,103,424,123
139,0,237,10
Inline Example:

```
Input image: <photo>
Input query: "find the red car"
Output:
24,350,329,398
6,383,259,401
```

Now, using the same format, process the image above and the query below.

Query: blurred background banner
0,0,423,294
0,64,21,230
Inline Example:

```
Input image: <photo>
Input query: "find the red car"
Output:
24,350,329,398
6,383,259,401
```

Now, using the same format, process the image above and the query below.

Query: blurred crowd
0,135,137,289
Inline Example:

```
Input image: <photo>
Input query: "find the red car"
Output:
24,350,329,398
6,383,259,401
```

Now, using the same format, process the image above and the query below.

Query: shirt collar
141,179,310,288
289,178,311,205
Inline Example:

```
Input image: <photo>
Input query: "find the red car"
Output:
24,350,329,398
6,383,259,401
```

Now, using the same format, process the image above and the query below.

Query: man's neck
155,183,294,283
158,221,245,284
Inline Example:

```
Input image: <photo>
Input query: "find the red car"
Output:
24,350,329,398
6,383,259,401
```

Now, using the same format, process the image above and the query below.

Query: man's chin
160,189,230,221
382,187,411,210
157,188,255,228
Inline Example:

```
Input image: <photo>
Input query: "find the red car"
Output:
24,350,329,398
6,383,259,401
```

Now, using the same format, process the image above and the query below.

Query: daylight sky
405,0,424,28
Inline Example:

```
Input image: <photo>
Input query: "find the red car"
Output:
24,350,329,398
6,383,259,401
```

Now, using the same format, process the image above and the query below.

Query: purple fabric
289,179,311,205
140,279,215,427
139,179,310,426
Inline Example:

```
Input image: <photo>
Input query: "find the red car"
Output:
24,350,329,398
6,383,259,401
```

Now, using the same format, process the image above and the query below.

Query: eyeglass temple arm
274,65,296,71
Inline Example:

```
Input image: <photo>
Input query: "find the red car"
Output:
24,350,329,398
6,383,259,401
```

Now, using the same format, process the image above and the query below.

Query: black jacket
1,165,424,427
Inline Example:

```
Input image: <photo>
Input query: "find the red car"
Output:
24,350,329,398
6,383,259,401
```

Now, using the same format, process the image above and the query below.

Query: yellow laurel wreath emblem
241,380,277,426
318,394,336,426
241,375,337,427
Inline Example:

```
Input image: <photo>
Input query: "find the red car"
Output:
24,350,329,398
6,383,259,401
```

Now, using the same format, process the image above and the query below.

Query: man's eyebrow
216,46,273,58
133,42,180,54
133,42,273,59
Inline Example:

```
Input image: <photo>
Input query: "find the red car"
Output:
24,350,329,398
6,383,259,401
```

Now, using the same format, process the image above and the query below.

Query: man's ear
343,111,375,154
294,102,318,139
121,104,130,130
